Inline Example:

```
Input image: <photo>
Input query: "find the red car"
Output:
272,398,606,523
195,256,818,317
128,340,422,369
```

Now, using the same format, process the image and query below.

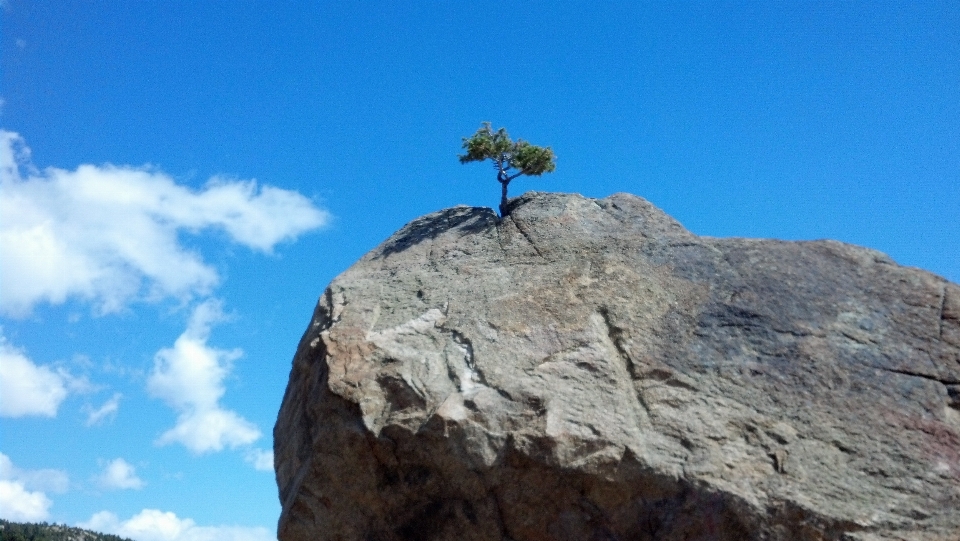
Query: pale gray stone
275,192,960,541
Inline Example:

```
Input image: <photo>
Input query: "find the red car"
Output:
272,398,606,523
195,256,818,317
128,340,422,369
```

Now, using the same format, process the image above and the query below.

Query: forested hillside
0,520,133,541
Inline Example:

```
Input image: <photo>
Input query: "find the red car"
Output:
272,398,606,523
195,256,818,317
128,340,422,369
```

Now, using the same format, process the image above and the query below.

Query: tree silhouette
459,122,556,216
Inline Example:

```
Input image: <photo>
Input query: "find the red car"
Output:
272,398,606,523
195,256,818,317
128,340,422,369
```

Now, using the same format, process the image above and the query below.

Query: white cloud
148,300,261,454
243,449,273,472
98,458,144,490
85,392,123,426
155,408,260,454
0,332,68,417
0,452,69,522
0,452,70,494
0,129,330,317
0,480,52,521
80,510,274,541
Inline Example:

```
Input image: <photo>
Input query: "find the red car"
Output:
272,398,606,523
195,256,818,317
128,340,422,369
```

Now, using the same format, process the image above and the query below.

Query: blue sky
0,2,957,540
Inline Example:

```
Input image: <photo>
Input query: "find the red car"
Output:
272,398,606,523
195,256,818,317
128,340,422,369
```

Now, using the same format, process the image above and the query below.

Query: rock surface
275,192,960,541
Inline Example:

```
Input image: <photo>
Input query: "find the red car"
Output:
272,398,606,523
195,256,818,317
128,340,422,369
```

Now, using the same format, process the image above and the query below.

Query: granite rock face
275,192,960,541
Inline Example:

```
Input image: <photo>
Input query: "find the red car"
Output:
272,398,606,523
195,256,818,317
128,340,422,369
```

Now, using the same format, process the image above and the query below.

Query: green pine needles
459,122,556,216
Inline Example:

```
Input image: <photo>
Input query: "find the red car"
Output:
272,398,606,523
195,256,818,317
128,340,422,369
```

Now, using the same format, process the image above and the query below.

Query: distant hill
0,520,134,541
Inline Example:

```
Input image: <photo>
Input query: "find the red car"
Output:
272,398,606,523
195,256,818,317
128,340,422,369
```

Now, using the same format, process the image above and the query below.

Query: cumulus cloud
80,510,274,541
85,393,123,426
148,300,260,454
243,449,274,472
0,452,69,521
98,458,144,490
0,332,68,417
0,129,330,317
0,480,51,521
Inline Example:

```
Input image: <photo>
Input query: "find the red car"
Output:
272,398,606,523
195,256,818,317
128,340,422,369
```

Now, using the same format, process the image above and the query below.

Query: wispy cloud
243,449,274,472
0,331,68,417
0,453,69,494
97,458,144,490
0,452,69,521
148,300,260,454
80,510,274,541
0,129,330,317
85,393,123,426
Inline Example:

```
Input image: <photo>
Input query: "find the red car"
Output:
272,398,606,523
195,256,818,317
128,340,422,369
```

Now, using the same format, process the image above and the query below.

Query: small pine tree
458,122,556,216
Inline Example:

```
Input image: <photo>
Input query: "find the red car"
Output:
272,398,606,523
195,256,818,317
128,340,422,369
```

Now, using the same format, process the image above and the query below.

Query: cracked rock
275,192,960,541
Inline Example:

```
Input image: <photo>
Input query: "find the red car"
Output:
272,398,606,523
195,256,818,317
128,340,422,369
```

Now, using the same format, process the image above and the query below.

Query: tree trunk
499,180,510,217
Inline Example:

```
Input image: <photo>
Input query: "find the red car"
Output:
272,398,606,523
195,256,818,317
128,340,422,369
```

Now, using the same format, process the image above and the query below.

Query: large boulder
274,192,960,540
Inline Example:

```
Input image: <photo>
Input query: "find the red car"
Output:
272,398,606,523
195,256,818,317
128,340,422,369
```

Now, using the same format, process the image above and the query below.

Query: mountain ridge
0,520,133,541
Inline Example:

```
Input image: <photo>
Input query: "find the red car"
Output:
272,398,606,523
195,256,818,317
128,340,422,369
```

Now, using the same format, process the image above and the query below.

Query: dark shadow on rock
375,206,498,258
